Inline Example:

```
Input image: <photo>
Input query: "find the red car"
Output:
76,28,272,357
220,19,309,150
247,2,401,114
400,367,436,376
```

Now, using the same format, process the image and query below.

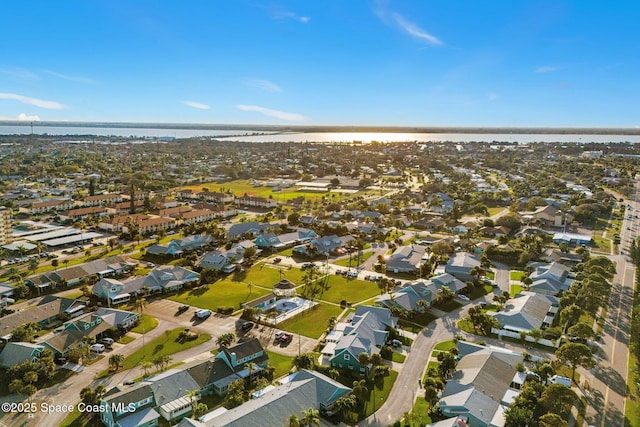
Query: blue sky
0,0,638,127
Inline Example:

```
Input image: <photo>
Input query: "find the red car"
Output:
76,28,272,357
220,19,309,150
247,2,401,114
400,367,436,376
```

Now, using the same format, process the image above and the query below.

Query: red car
279,333,293,344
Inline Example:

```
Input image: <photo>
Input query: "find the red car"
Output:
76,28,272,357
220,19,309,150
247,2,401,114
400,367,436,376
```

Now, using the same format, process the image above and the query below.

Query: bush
379,346,393,360
217,306,234,315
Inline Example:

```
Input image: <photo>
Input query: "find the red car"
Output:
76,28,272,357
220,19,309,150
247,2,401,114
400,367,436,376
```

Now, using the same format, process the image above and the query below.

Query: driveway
492,261,510,293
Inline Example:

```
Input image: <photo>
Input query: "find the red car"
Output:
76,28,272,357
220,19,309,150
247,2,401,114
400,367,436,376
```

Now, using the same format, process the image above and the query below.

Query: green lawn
64,291,85,300
434,340,457,351
130,314,158,334
409,396,433,426
113,328,211,371
626,355,640,427
487,207,507,216
392,352,406,363
509,284,524,297
318,276,381,304
266,350,294,379
333,251,374,268
117,335,135,344
467,284,494,300
360,370,398,419
232,264,305,287
434,299,462,312
509,270,525,281
277,302,343,338
169,279,270,311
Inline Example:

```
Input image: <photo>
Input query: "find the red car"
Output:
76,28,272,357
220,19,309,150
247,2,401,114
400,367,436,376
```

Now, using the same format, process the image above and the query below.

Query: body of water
2,124,640,144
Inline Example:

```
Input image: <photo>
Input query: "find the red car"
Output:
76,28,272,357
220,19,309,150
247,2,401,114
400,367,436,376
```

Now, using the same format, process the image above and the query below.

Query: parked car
273,257,282,263
457,294,470,302
274,331,285,341
279,333,293,344
241,321,254,332
195,309,212,319
547,375,572,387
177,304,190,314
90,344,105,353
99,337,114,347
390,339,403,348
54,355,68,365
346,271,358,278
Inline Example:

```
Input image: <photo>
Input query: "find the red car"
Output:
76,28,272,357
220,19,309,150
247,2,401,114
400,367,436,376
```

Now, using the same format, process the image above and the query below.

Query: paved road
582,184,638,427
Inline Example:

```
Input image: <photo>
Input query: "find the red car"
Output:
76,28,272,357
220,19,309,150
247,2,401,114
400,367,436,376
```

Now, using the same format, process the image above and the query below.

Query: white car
195,309,212,319
457,294,470,302
90,344,105,353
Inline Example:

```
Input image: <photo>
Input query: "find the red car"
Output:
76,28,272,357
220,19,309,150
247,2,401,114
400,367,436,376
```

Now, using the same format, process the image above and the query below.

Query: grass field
510,284,524,297
60,404,102,427
169,279,270,311
409,396,433,426
277,302,343,338
180,179,361,203
232,263,305,287
392,352,406,363
318,276,381,304
118,328,211,370
266,350,294,379
333,251,374,268
360,370,398,419
626,355,640,427
434,340,457,351
117,335,135,344
130,314,158,334
510,270,525,281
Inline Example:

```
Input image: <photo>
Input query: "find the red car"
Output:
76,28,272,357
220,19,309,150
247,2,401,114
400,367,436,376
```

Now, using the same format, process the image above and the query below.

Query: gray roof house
254,229,317,250
0,342,44,368
147,234,216,256
327,306,396,373
293,235,355,256
100,339,268,427
527,261,573,295
227,222,270,239
178,369,352,427
386,244,427,274
489,291,559,334
445,252,482,282
92,266,200,305
376,273,467,312
199,250,236,273
437,344,525,427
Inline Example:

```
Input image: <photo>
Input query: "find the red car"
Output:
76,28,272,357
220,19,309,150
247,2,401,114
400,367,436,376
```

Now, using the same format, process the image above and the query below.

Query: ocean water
1,124,640,144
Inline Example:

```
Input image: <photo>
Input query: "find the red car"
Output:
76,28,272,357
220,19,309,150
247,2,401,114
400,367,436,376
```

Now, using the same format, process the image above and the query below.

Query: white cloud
535,66,559,73
488,93,498,101
182,100,211,110
391,13,442,45
0,68,39,81
0,113,41,121
272,10,310,23
244,78,282,92
0,93,66,109
236,104,307,122
374,0,442,45
42,69,93,84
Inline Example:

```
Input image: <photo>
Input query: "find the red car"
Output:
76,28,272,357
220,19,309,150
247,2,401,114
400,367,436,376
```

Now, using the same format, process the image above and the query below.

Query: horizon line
1,120,640,135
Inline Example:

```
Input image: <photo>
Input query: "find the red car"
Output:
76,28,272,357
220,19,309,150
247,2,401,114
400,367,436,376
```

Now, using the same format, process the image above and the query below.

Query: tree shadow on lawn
153,344,164,354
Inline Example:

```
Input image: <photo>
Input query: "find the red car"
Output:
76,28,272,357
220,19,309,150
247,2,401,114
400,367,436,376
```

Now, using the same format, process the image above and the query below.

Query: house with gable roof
386,244,427,274
445,252,482,282
437,342,526,427
325,306,396,373
527,261,573,295
489,291,559,336
0,342,44,368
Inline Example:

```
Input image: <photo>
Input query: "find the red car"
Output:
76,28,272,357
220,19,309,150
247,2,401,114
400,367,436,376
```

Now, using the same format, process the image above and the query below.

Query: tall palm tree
245,361,257,388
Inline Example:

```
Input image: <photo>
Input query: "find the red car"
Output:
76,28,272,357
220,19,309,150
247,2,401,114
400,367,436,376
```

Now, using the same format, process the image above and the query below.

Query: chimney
230,352,237,366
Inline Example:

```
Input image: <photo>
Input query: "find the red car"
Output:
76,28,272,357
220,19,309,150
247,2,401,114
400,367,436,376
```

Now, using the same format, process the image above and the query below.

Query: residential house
376,273,466,312
112,199,145,214
135,217,177,235
199,250,236,273
92,266,200,305
293,234,355,257
0,342,44,368
552,232,592,246
0,296,86,341
192,202,237,219
254,229,317,250
182,369,352,427
437,343,525,427
489,291,559,335
195,191,234,204
58,206,109,222
235,195,277,209
29,199,76,215
299,214,317,226
386,244,427,274
100,339,268,427
98,213,150,233
325,306,396,373
227,222,270,239
147,234,216,256
445,252,482,282
82,193,122,207
527,261,573,295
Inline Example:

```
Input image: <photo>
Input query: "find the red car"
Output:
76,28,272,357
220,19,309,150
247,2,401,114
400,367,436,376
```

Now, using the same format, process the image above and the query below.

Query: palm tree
108,353,125,371
135,297,147,313
300,408,320,427
416,300,429,313
245,361,257,388
287,414,301,427
216,333,235,348
141,360,152,377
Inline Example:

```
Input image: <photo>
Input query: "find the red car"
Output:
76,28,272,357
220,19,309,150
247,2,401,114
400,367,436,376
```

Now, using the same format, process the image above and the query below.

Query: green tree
108,353,125,371
555,342,595,382
504,406,533,427
437,351,457,379
224,380,246,408
539,413,568,427
540,383,577,418
216,333,235,348
300,407,320,427
292,353,315,371
567,322,594,340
